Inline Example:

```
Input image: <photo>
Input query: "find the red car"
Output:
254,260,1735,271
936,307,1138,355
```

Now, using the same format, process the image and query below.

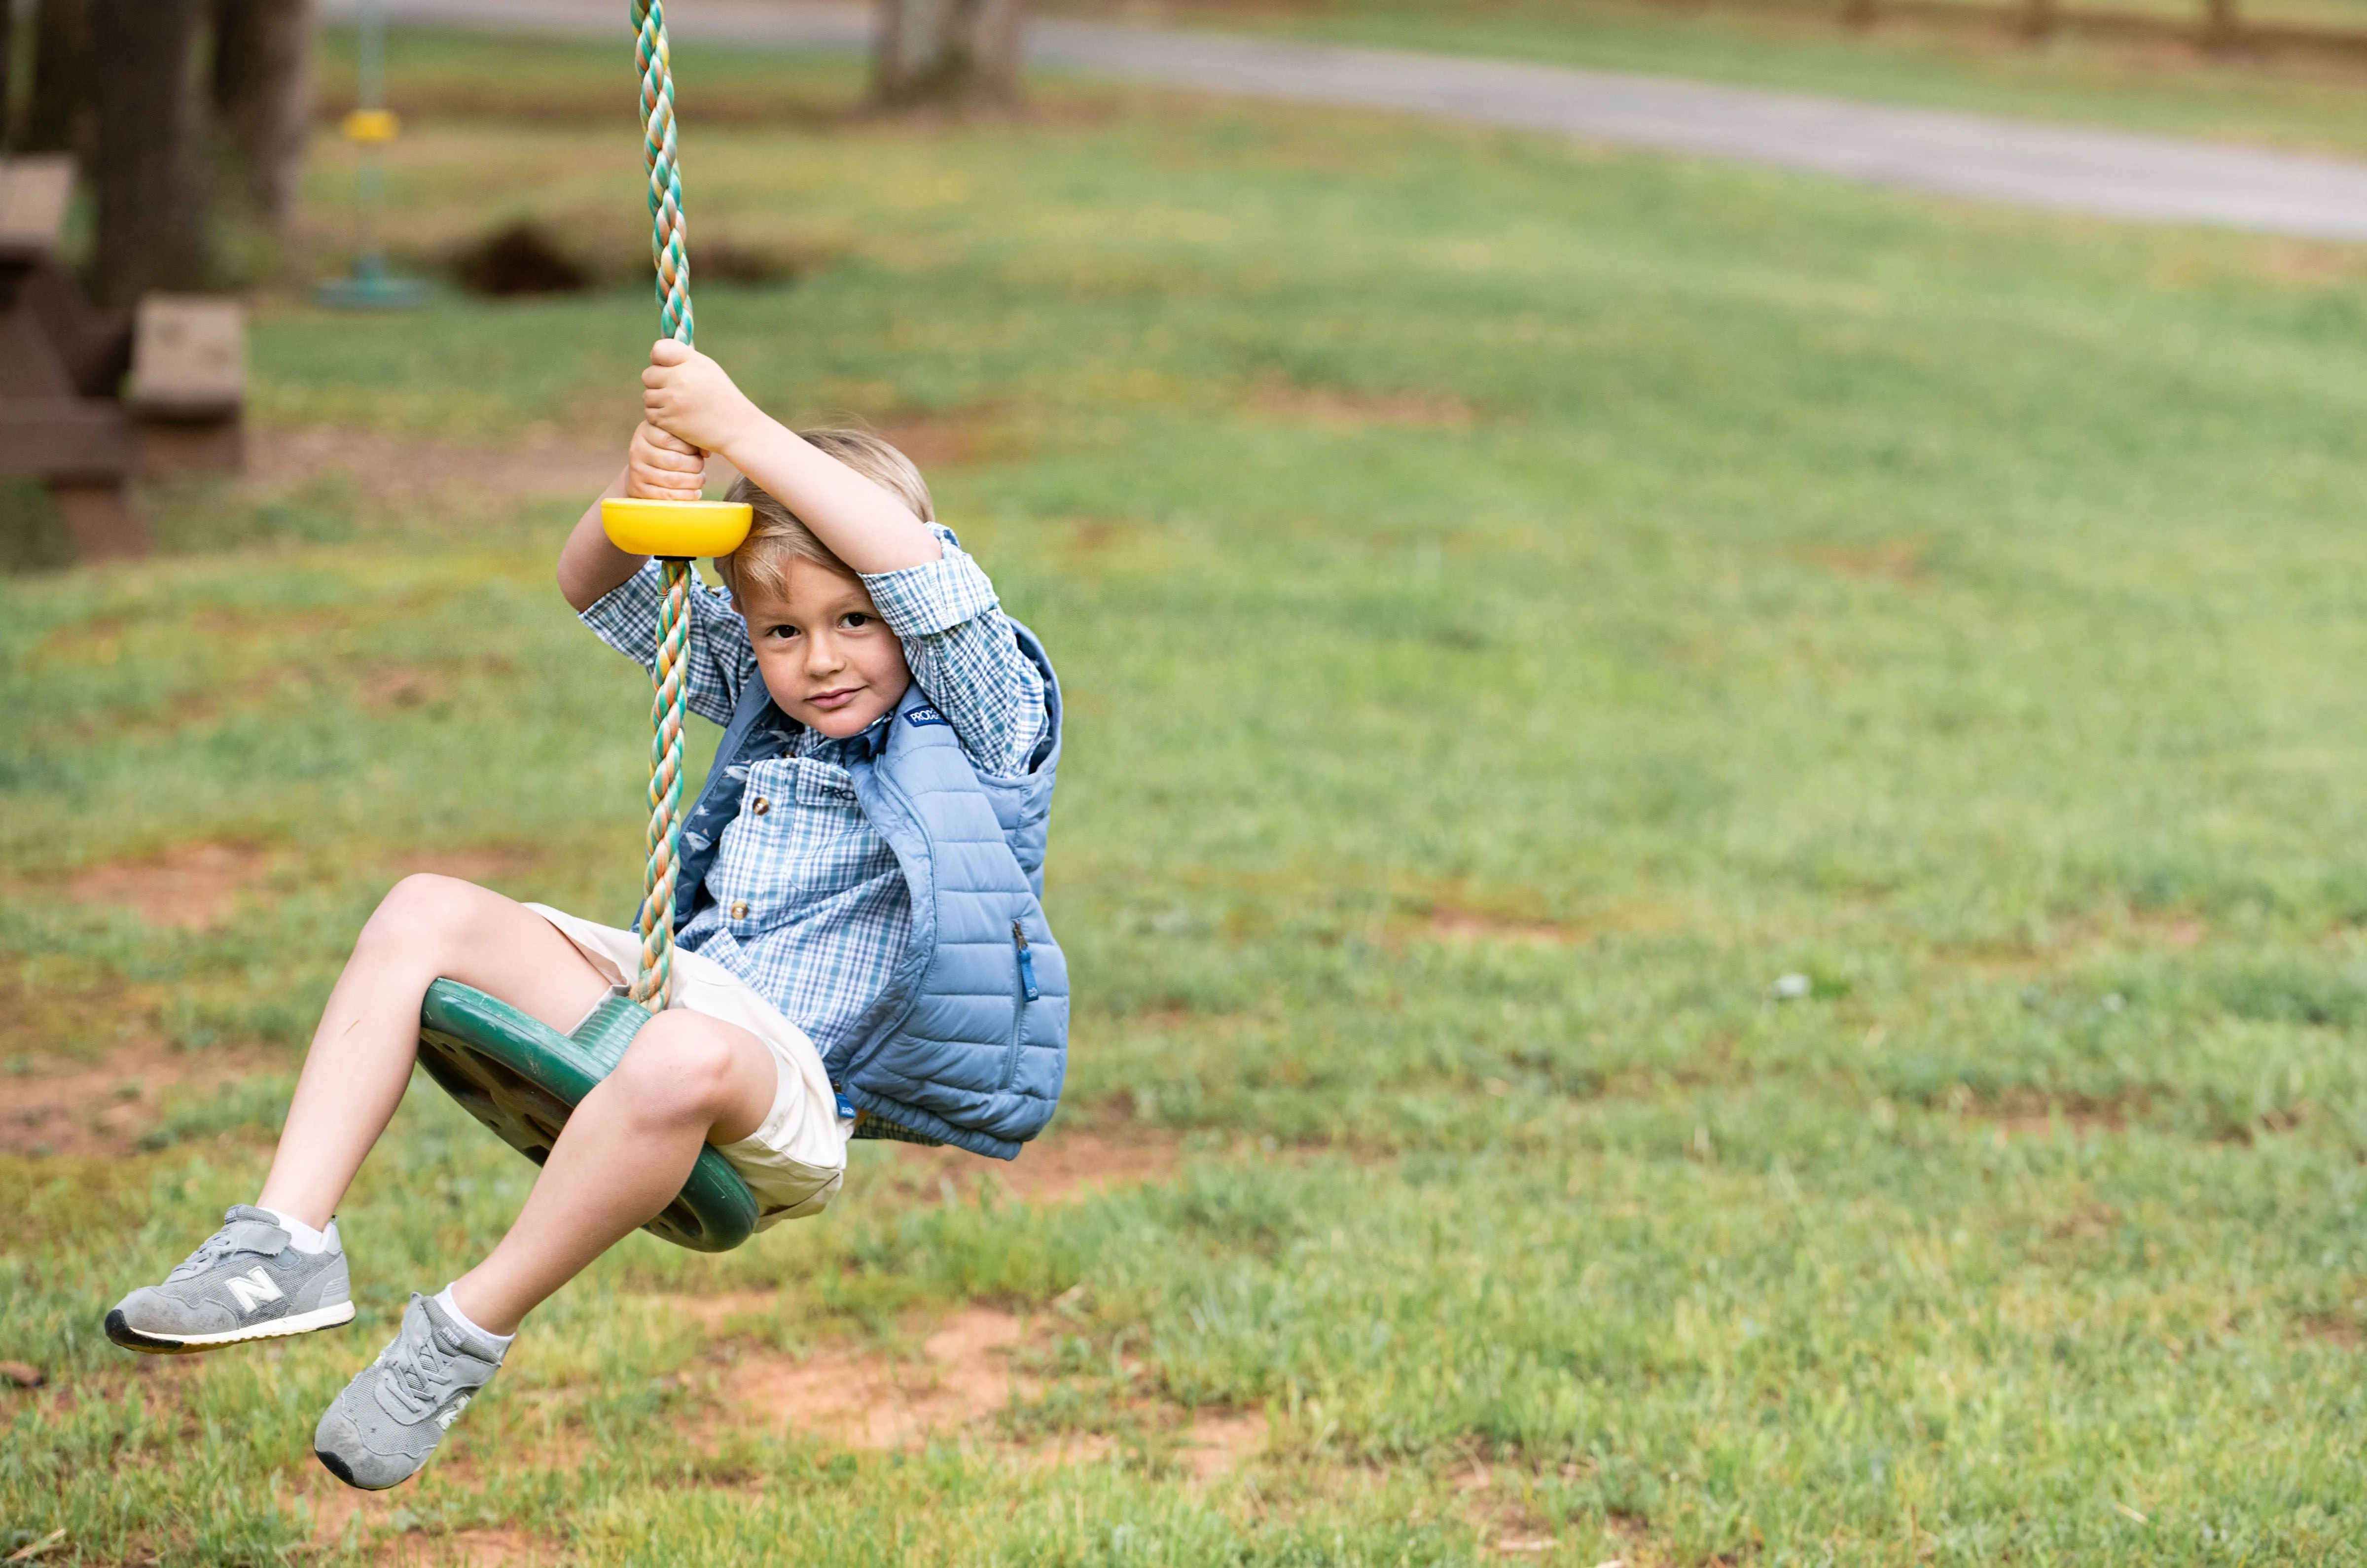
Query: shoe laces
168,1228,251,1281
384,1322,464,1416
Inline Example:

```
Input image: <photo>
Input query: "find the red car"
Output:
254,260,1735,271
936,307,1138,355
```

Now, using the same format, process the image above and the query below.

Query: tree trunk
88,0,209,307
22,0,92,156
1,0,15,152
873,0,1027,109
209,0,314,232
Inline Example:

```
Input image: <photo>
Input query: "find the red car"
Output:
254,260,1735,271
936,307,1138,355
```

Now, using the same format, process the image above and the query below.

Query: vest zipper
1011,919,1040,1002
997,919,1036,1093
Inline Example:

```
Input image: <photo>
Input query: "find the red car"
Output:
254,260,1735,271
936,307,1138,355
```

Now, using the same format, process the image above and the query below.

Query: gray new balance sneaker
313,1293,506,1491
105,1206,354,1355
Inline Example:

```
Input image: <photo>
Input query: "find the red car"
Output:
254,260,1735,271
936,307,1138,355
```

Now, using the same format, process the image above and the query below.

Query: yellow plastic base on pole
601,498,752,559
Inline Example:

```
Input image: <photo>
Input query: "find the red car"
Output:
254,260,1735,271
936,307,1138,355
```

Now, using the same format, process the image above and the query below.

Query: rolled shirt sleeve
861,524,1046,777
577,561,755,729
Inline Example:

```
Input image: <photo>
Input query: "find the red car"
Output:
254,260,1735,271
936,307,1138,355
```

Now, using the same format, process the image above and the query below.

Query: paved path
338,0,2367,240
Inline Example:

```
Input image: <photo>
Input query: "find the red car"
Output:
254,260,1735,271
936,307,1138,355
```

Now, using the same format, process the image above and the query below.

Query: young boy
102,340,1066,1491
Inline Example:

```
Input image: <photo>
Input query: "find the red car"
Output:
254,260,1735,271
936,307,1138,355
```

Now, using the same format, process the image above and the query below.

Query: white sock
435,1285,516,1355
256,1206,337,1255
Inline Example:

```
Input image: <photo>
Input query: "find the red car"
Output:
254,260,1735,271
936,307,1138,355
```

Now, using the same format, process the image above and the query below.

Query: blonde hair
719,428,933,600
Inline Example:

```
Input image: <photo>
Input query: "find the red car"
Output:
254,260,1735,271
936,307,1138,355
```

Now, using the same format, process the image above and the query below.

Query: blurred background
8,0,2367,1563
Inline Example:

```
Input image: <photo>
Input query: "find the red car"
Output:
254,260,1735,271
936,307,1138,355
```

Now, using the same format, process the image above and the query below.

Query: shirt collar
790,705,895,764
851,709,893,761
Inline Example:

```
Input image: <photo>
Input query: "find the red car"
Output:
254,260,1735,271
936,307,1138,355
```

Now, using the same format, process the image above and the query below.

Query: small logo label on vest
902,703,948,728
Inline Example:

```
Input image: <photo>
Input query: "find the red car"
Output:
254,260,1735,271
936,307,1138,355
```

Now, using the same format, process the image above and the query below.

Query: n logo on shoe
224,1267,285,1315
437,1394,471,1430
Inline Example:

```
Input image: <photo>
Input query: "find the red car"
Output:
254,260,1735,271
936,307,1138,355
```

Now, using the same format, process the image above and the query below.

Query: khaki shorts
528,904,849,1230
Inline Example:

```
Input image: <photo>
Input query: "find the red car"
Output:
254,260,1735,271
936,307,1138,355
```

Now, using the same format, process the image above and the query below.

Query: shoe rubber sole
105,1299,356,1355
314,1447,366,1490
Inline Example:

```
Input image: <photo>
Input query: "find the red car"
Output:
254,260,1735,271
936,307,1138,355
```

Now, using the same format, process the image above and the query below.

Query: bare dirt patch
1952,912,2205,981
718,1301,1261,1477
733,1304,1036,1450
2044,1198,2126,1245
873,1123,1186,1206
1249,380,1473,429
1990,1109,2125,1140
1816,542,1928,583
432,1527,558,1567
869,406,1023,469
1452,1455,1572,1557
1420,905,1577,947
361,663,451,711
1972,1088,2135,1141
253,425,629,516
1068,518,1124,554
309,1482,563,1566
2299,1313,2361,1349
0,1037,285,1158
65,841,282,932
52,839,549,935
1181,1411,1265,1481
2258,240,2363,285
1,1351,210,1423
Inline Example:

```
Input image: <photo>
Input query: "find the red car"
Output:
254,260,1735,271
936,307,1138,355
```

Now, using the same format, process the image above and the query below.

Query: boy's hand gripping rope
630,0,695,1011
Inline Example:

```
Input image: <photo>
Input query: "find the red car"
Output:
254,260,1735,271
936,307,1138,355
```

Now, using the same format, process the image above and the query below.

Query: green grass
11,30,2367,1566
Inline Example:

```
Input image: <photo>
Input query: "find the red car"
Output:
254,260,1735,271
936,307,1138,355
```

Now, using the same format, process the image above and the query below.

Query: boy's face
737,556,911,740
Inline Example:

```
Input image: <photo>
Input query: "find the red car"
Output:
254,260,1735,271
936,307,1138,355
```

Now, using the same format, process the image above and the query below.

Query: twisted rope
634,0,694,349
631,559,693,1007
629,0,695,1008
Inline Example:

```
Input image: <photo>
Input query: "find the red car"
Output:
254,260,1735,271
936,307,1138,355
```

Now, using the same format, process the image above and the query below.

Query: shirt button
751,796,769,816
730,900,750,921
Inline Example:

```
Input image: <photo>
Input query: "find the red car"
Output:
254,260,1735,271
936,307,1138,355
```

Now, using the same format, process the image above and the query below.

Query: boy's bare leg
449,1011,776,1335
308,1010,774,1491
253,871,777,1335
257,875,613,1231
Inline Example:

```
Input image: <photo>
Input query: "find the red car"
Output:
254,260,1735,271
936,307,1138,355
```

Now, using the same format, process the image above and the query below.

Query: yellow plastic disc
602,498,753,559
342,109,400,144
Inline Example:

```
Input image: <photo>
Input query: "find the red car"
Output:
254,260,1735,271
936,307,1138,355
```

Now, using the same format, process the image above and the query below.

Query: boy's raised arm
638,340,942,575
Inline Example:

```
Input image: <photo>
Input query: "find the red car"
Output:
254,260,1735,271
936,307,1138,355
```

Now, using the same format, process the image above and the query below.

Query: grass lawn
11,29,2367,1566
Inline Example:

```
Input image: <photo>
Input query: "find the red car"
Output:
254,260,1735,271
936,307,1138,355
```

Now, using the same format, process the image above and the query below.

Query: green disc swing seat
417,981,760,1252
407,1,819,1256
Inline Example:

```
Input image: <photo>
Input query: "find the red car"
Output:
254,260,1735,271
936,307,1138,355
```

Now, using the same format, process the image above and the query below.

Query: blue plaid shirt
579,525,1048,1054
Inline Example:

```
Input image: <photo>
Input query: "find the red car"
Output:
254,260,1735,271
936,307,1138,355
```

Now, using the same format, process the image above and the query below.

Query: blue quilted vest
667,623,1067,1160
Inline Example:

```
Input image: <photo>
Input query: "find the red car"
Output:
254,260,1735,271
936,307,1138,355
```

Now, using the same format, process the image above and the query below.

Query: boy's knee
360,874,478,953
610,1015,742,1118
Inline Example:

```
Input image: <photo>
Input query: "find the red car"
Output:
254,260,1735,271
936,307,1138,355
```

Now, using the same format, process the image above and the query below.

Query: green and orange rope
629,0,696,1010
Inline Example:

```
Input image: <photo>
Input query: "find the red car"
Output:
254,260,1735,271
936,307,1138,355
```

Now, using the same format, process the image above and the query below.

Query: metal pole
318,0,428,308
